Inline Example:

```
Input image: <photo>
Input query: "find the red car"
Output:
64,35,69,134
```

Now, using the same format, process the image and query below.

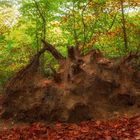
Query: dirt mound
1,41,140,122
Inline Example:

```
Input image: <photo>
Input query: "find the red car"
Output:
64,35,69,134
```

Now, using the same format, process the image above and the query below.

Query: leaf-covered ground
0,115,140,140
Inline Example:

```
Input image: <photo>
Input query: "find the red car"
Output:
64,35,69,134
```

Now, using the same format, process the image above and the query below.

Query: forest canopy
0,0,140,91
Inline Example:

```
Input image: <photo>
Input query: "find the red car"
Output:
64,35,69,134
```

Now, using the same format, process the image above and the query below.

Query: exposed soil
1,42,140,123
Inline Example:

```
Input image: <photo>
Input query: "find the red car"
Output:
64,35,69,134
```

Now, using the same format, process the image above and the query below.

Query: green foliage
0,0,140,91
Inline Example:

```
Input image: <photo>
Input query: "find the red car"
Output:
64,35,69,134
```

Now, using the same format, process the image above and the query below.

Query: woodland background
0,0,140,92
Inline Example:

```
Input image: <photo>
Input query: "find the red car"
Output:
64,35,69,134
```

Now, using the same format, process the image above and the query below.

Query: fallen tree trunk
1,41,140,122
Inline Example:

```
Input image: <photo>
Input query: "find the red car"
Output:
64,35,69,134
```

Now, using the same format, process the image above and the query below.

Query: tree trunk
120,0,128,51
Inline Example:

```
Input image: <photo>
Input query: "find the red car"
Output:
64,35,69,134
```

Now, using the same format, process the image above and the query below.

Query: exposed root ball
2,44,140,122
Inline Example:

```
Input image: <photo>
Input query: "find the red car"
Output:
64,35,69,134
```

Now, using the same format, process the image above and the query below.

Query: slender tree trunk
33,0,47,74
120,0,128,51
72,1,79,49
35,21,39,53
41,20,46,74
81,1,91,50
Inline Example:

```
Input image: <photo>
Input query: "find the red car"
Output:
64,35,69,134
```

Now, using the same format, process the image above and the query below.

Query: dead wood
120,51,140,65
41,40,65,60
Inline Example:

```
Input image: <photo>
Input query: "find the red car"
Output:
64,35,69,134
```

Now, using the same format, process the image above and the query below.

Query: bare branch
41,40,65,60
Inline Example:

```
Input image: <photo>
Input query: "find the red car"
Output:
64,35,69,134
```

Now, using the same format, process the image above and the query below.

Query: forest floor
0,114,140,140
0,93,140,140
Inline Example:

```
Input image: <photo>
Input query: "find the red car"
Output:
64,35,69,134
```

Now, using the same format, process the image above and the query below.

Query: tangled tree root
1,40,140,122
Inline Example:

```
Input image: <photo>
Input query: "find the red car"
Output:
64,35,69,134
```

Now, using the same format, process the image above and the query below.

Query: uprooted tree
1,40,140,122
